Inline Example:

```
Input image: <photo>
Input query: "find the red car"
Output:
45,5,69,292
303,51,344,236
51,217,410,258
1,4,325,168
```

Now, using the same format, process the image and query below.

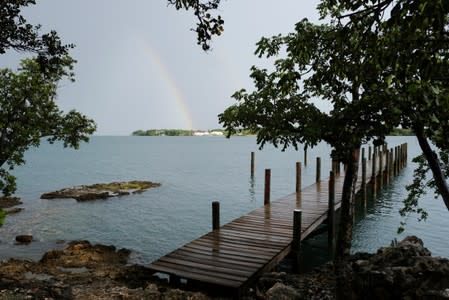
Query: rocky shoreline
0,236,448,299
40,181,161,201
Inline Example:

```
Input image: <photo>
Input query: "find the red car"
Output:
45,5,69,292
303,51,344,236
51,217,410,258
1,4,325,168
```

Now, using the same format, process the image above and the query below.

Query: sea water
0,135,447,264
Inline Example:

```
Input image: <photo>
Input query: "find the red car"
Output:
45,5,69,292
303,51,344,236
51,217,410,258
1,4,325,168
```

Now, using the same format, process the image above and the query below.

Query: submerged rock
41,180,161,201
15,235,33,244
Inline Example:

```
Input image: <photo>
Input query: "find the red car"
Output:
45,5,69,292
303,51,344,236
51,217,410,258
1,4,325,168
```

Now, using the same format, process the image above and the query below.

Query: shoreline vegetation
132,127,413,137
131,128,256,136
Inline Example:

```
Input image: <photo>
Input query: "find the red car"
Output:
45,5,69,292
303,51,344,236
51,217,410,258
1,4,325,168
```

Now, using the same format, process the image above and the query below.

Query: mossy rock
41,181,161,201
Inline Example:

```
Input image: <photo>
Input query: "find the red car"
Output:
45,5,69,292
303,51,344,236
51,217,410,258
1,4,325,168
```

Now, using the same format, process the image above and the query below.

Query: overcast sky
1,1,321,135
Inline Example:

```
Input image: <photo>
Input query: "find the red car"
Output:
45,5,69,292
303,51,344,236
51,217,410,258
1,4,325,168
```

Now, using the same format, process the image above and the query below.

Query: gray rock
15,235,33,244
266,282,302,300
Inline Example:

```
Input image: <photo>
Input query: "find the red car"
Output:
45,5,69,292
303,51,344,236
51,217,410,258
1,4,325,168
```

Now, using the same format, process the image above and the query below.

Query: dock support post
368,146,372,161
372,148,377,197
293,209,302,273
379,149,384,189
170,275,181,286
388,150,392,180
296,162,301,193
250,152,255,177
328,171,335,256
361,157,367,205
316,157,321,183
395,146,399,175
385,148,390,185
264,169,271,205
212,201,220,230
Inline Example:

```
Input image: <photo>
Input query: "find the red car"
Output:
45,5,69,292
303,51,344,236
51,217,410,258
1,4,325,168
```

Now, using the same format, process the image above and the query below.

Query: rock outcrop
0,240,209,299
41,181,161,201
0,196,22,209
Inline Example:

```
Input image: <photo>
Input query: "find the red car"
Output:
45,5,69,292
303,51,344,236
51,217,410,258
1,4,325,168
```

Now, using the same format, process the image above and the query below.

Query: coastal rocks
40,180,161,201
256,264,335,300
15,235,33,244
4,207,24,215
0,196,22,208
343,236,449,300
0,240,210,299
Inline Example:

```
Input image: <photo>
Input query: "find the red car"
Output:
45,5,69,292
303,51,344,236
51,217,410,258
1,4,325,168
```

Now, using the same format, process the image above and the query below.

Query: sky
1,0,321,135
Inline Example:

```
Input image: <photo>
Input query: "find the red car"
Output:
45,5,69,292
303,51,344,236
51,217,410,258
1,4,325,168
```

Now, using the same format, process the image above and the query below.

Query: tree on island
169,0,449,254
0,1,96,201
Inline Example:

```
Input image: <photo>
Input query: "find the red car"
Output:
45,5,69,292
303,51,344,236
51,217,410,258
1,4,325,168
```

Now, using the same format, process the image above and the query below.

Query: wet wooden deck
148,144,407,294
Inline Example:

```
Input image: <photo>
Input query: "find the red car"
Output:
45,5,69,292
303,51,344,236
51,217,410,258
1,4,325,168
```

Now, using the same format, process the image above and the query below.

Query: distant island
132,128,411,137
131,129,257,137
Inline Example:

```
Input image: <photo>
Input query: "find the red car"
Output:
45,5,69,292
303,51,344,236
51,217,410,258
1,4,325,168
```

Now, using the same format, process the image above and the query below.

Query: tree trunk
415,129,449,211
335,148,360,300
336,148,360,258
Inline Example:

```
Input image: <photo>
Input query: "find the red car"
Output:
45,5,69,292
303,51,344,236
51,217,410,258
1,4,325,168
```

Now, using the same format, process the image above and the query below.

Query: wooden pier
148,143,408,295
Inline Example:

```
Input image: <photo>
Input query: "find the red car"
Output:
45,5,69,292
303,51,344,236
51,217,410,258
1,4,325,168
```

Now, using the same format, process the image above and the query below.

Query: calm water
0,136,447,264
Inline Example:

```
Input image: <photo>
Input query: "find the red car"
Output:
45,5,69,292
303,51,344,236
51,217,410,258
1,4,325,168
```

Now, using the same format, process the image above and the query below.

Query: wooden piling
379,149,384,189
296,162,301,193
389,150,394,179
361,157,367,205
212,201,220,230
316,157,321,183
393,146,397,176
372,148,377,197
328,171,335,255
385,149,390,185
250,152,255,177
264,169,271,205
293,209,302,273
368,146,372,161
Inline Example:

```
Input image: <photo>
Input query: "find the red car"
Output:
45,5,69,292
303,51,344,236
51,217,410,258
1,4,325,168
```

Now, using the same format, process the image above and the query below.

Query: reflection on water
248,176,256,202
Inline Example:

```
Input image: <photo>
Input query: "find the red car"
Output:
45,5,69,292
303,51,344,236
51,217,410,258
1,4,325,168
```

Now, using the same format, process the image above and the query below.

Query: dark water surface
0,136,447,264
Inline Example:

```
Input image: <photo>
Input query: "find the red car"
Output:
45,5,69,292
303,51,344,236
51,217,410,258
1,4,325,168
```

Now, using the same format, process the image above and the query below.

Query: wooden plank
157,256,253,277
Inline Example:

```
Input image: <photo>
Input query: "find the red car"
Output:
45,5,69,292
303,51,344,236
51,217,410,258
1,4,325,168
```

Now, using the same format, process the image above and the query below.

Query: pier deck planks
148,149,395,294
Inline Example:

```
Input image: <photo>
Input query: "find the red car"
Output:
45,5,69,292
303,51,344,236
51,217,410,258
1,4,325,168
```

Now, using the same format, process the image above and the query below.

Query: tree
317,0,449,224
0,1,96,196
1,0,74,75
170,0,449,231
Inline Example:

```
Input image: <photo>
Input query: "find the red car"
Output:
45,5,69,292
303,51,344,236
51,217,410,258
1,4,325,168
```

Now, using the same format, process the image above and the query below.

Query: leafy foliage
167,0,224,50
0,0,74,75
0,1,96,197
0,58,96,196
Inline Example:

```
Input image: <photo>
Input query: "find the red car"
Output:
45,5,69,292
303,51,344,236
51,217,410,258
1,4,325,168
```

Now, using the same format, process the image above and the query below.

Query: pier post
388,150,393,180
395,146,399,175
385,148,390,185
328,171,335,256
250,152,255,177
296,162,301,193
212,201,220,231
379,149,384,189
372,148,377,197
264,169,271,205
368,146,372,161
316,157,321,183
402,144,406,168
361,157,367,205
293,209,302,273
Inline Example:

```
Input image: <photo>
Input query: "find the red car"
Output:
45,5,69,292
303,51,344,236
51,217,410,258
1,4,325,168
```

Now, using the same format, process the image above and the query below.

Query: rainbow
143,43,194,130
